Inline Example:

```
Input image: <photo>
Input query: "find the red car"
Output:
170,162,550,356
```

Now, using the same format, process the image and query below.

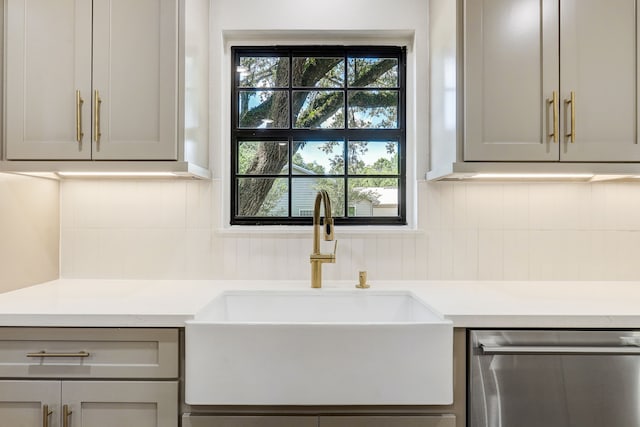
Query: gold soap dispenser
355,271,370,289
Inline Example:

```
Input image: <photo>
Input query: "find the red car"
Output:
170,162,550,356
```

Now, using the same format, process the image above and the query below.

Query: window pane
238,56,289,88
292,57,345,88
237,178,288,217
348,141,398,175
238,91,289,129
238,141,288,175
348,57,398,87
293,91,345,129
293,140,344,175
347,90,398,129
292,178,345,217
348,178,399,217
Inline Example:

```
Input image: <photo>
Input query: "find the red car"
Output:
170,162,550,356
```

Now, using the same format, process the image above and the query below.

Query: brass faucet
310,190,337,288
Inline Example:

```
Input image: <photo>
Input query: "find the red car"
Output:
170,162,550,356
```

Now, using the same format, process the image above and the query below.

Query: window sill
215,224,423,237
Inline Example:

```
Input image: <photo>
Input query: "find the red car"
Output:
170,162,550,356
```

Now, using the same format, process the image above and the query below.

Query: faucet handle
332,240,338,256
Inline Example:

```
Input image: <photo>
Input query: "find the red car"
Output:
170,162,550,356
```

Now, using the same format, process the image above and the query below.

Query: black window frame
231,45,407,226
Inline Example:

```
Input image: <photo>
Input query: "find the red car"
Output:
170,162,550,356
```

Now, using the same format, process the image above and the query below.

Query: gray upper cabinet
464,0,640,162
559,0,638,161
464,0,559,161
5,0,178,161
1,0,210,178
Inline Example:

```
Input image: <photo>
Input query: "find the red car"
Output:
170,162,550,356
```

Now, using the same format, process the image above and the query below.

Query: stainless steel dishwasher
469,330,640,427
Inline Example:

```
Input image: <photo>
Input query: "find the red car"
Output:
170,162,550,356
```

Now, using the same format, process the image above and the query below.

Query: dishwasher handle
480,344,640,355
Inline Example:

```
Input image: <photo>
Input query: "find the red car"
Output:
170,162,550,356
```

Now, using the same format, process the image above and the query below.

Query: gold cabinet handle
75,90,84,145
94,89,102,149
547,91,558,143
565,91,576,143
42,404,53,427
63,404,72,427
27,351,90,358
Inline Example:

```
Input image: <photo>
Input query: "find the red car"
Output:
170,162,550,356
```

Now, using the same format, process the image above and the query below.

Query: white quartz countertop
0,279,639,328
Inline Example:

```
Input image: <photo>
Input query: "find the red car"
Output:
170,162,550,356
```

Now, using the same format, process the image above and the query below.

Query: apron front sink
185,290,453,405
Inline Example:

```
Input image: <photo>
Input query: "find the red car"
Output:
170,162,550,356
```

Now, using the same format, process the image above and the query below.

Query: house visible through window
231,46,406,225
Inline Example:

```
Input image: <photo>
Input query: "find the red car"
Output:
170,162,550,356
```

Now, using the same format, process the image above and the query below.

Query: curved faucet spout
310,190,337,288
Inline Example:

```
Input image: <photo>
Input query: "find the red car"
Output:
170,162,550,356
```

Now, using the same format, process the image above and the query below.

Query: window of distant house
231,46,406,226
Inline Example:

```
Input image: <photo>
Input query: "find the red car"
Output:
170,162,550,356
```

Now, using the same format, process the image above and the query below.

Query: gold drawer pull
27,351,90,358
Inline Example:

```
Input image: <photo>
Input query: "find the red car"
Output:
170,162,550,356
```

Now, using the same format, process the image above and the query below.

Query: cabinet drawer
182,415,318,427
319,415,456,427
0,328,178,379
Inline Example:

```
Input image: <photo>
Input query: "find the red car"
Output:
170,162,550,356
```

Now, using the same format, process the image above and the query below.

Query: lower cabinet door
62,381,178,427
0,380,61,427
182,415,318,427
319,415,456,427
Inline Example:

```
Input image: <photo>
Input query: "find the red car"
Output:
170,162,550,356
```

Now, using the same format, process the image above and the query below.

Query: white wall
60,179,640,282
0,173,59,292
210,0,429,227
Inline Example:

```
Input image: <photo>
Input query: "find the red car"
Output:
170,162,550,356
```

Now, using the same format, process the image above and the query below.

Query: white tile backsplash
59,179,640,281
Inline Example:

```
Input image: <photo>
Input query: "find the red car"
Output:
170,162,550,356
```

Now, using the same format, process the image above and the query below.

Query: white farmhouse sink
185,290,453,405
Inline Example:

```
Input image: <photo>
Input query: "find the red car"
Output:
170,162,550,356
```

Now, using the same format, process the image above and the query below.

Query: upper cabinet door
92,0,179,160
5,0,92,160
560,0,640,161
464,0,560,161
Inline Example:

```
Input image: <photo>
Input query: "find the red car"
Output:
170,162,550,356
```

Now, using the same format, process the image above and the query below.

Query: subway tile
439,182,455,230
452,229,478,280
529,231,582,280
349,238,367,274
362,235,379,280
466,183,504,230
414,233,429,279
186,228,215,279
425,230,442,280
502,230,530,280
221,236,239,279
614,231,640,280
422,182,442,230
452,183,467,229
376,237,403,280
186,180,213,229
502,184,529,230
529,184,572,230
401,234,417,280
478,230,503,280
614,183,640,230
121,228,187,279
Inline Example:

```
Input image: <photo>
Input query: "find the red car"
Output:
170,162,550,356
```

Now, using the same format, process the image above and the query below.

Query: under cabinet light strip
56,171,179,178
471,173,594,179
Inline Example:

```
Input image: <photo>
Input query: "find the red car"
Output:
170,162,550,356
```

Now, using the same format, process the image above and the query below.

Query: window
231,46,406,225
